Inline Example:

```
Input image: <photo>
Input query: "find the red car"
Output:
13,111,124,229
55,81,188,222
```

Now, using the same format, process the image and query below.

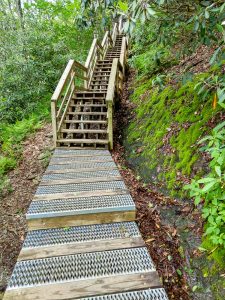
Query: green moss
125,70,218,196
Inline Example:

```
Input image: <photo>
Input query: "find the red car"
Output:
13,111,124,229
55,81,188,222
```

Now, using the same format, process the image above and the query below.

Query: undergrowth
126,66,223,196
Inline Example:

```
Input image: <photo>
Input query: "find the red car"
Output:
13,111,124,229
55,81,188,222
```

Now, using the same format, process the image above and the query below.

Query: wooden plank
18,237,144,261
56,139,108,144
60,129,107,134
3,272,161,300
66,112,107,115
33,189,129,201
64,120,107,124
51,60,74,101
44,166,118,174
40,176,122,186
27,210,136,230
49,158,113,165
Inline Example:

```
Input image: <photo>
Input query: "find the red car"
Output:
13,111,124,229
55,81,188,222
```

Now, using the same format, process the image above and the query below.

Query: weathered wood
3,272,161,300
27,210,136,230
18,237,144,261
40,176,122,186
33,189,129,201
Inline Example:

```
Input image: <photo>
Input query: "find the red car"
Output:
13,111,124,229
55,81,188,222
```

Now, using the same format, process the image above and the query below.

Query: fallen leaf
145,238,155,243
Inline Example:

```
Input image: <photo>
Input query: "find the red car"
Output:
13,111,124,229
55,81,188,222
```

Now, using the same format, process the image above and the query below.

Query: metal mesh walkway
4,149,168,300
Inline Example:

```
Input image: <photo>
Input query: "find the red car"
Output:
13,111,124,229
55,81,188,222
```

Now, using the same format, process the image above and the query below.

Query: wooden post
107,101,113,150
120,37,126,75
51,101,57,147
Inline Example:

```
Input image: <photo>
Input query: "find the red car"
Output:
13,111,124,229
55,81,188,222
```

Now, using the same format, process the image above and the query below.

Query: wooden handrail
111,23,118,45
101,31,109,48
51,60,74,102
85,38,97,69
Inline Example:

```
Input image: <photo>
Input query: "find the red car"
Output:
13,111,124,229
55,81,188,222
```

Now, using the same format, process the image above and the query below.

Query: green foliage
126,67,220,195
185,122,225,248
0,0,94,181
0,1,94,123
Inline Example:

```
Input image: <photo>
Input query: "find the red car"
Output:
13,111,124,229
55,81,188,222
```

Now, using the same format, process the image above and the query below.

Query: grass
0,97,51,193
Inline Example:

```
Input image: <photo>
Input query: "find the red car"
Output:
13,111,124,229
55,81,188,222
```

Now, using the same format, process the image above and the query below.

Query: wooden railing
51,60,89,146
51,17,126,147
85,38,104,88
106,57,125,149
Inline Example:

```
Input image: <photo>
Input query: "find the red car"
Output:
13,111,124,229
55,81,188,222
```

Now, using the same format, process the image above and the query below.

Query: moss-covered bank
125,70,222,197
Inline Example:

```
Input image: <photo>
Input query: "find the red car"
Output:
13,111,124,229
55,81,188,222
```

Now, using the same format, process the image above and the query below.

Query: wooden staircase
3,19,169,300
51,24,127,150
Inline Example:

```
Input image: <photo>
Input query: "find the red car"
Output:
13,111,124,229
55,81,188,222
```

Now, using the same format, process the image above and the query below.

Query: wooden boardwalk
3,20,169,300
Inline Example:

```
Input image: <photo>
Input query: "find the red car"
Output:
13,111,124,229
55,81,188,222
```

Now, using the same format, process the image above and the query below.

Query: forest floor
0,124,53,299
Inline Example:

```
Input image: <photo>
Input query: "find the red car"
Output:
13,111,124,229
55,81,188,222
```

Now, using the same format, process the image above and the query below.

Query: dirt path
0,124,53,298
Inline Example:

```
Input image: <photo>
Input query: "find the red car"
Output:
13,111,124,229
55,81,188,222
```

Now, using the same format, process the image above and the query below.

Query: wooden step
57,138,109,144
67,112,107,115
70,104,107,108
61,129,107,134
18,222,142,260
64,120,107,124
93,71,111,74
92,75,110,78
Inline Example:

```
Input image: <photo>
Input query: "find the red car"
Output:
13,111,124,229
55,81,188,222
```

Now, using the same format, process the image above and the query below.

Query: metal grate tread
54,149,111,156
42,169,121,181
36,181,126,195
47,161,116,171
27,194,135,219
23,222,140,248
8,247,155,289
80,289,169,300
51,155,113,163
